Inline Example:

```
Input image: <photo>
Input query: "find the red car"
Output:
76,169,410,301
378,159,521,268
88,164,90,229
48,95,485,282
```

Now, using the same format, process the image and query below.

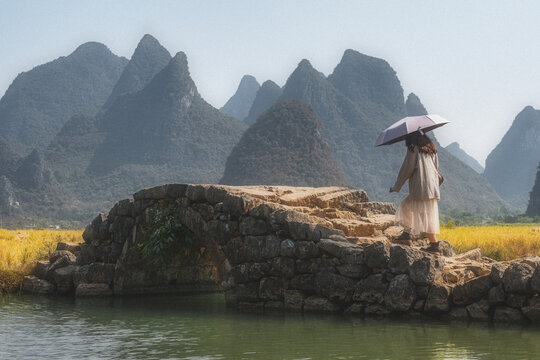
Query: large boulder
384,274,417,312
503,263,534,294
425,284,452,313
22,275,55,294
453,275,492,305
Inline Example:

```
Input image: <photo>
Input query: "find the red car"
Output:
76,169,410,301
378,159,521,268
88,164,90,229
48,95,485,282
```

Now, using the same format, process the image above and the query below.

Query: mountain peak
220,74,260,120
405,92,428,116
329,49,404,114
71,42,115,60
243,80,282,125
104,34,171,107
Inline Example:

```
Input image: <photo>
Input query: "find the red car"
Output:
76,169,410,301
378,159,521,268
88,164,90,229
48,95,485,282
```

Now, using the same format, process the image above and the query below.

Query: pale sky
2,0,540,165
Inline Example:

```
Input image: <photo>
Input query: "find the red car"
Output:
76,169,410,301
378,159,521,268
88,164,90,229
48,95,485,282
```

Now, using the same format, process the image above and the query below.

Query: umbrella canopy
374,114,449,147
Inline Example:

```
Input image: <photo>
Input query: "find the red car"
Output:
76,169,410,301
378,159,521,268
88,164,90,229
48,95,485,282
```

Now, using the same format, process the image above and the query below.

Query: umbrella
374,114,449,147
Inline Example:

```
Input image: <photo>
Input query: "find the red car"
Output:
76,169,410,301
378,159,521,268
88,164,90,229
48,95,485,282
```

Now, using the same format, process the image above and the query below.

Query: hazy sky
2,0,540,165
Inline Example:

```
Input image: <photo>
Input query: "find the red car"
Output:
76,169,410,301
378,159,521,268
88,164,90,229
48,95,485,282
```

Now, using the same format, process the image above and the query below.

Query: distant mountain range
445,142,484,174
0,34,514,226
484,106,540,209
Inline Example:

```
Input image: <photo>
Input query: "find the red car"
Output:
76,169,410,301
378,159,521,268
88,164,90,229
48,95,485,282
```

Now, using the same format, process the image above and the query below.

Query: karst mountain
0,42,127,155
220,75,260,120
484,106,540,209
221,100,349,187
445,142,484,174
0,36,511,226
527,162,540,216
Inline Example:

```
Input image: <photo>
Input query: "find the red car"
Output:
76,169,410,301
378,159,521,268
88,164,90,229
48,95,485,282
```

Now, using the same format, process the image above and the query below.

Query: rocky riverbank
22,184,540,324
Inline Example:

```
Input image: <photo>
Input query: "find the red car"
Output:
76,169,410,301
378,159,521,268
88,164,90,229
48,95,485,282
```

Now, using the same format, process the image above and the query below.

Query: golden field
0,225,539,292
441,225,540,261
0,229,83,292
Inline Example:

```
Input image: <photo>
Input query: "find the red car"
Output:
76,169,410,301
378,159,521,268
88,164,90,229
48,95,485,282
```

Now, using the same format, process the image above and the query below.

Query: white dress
396,196,440,236
392,146,440,236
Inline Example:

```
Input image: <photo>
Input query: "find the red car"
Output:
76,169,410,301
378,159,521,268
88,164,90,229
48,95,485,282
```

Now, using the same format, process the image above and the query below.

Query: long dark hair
406,131,437,154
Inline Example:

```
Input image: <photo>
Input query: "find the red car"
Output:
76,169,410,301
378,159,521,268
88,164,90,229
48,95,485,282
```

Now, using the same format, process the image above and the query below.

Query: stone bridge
23,184,540,324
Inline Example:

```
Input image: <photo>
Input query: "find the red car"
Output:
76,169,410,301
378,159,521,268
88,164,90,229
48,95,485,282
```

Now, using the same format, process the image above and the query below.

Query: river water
0,294,539,359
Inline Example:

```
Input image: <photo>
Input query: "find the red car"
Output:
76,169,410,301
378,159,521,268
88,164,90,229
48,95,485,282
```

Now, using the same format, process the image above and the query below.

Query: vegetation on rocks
0,229,83,292
136,206,196,267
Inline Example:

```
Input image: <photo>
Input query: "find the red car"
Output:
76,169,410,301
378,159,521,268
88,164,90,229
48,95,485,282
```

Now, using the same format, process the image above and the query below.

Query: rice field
0,229,83,292
0,225,539,292
441,225,540,261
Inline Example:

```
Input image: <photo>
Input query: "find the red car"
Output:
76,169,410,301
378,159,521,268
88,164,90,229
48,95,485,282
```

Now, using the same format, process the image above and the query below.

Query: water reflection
0,294,538,359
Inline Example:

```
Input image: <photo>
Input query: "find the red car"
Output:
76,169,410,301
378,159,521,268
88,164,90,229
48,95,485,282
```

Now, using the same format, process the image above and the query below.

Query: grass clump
0,229,83,292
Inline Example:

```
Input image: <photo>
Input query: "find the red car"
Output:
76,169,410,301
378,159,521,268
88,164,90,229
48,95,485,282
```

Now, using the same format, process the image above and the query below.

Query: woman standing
390,131,440,244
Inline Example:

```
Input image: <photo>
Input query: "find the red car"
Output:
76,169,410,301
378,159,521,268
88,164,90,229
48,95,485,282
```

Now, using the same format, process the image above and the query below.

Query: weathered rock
295,259,319,274
133,185,169,200
185,185,207,202
241,236,264,262
261,235,281,258
409,256,444,286
490,262,508,285
53,265,78,293
259,277,284,300
353,274,387,304
284,290,305,310
86,263,115,284
365,241,390,269
488,284,506,305
384,274,417,312
208,220,238,245
344,303,364,315
269,257,295,278
289,274,316,291
73,265,90,286
503,263,534,294
318,238,358,258
506,294,527,308
32,261,49,279
265,301,285,311
336,263,369,279
453,248,482,261
75,283,112,297
77,244,97,265
522,296,540,322
280,239,295,258
56,242,81,254
240,217,269,236
303,296,341,313
49,250,76,264
466,299,490,321
82,213,109,244
519,255,540,268
435,240,457,257
425,284,452,313
453,275,492,305
205,185,228,204
294,241,320,259
388,245,423,274
223,194,262,218
493,306,526,323
22,275,55,294
316,272,355,303
531,266,540,293
47,254,76,275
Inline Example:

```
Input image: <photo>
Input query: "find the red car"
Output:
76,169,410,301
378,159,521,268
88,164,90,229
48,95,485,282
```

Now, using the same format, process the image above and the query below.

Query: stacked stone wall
23,184,540,324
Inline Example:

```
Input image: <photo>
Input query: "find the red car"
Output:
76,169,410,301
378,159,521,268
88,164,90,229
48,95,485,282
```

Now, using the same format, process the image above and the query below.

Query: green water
0,294,539,359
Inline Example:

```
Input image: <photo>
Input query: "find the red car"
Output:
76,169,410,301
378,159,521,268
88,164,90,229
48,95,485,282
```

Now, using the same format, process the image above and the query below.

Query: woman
390,131,440,244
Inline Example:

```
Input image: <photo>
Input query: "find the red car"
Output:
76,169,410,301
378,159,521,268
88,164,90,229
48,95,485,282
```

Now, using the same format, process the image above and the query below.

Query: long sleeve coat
391,146,440,201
